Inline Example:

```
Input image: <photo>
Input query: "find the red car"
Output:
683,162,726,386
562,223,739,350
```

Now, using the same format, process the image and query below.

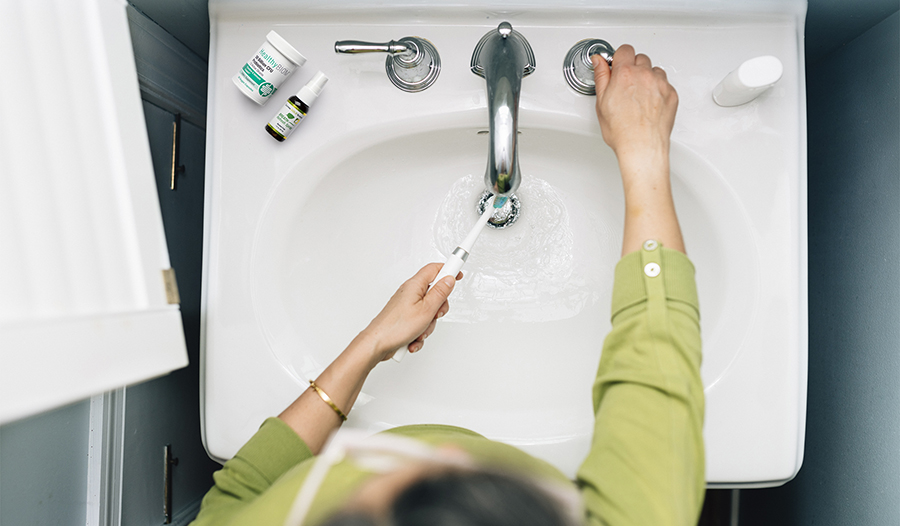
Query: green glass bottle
265,71,328,142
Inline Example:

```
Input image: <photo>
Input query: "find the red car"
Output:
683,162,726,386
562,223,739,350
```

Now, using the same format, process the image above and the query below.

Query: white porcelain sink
203,1,807,485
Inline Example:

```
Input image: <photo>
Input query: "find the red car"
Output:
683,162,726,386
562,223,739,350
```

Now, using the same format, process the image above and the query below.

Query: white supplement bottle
265,72,329,142
233,31,306,105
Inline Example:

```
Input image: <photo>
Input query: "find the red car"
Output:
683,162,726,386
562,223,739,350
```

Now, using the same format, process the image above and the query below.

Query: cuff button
644,262,661,277
642,239,659,251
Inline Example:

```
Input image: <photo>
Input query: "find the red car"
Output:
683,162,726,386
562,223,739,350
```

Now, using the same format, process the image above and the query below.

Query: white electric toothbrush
392,196,498,362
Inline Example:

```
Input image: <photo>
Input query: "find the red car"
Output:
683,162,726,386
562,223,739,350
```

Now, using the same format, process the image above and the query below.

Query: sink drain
477,190,520,229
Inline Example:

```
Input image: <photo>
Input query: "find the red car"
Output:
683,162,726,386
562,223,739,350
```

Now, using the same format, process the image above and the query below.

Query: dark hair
321,470,574,526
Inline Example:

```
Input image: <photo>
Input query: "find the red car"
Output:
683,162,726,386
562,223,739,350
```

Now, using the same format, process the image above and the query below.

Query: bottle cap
266,31,307,67
296,72,329,106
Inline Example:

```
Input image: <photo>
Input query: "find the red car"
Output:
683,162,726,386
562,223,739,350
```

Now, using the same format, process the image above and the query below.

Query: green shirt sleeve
191,417,314,526
576,245,706,526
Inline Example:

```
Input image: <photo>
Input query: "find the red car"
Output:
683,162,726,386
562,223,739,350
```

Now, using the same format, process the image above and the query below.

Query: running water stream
431,174,602,322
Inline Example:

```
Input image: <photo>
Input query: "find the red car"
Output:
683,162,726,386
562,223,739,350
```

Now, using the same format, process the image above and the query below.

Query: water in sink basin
251,122,758,476
434,173,602,323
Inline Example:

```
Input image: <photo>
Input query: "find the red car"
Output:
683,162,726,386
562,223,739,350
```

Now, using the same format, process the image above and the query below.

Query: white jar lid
266,31,307,67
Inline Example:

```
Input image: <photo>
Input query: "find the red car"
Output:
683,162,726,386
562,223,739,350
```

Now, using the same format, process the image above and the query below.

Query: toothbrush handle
391,349,409,362
429,254,466,291
391,253,466,363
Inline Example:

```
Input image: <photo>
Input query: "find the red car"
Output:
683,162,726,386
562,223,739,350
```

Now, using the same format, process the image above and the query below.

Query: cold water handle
563,38,615,95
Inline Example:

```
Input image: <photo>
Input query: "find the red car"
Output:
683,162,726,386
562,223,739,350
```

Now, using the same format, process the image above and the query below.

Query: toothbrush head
476,190,520,229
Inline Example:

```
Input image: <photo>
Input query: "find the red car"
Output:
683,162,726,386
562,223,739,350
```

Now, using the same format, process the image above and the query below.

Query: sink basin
203,1,807,485
250,118,757,475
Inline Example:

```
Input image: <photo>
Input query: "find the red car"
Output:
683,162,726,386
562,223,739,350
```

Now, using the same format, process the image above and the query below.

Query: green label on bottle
267,99,308,140
242,63,264,85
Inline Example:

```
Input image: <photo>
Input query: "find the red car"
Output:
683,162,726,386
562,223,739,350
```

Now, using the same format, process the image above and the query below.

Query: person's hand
593,45,685,255
592,45,678,167
361,263,461,363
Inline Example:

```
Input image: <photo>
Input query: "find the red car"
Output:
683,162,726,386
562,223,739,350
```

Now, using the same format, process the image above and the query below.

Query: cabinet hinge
162,268,180,305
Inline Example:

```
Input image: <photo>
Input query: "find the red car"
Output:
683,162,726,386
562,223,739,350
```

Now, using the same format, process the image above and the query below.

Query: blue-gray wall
805,0,899,64
0,401,91,526
128,0,209,60
740,9,900,525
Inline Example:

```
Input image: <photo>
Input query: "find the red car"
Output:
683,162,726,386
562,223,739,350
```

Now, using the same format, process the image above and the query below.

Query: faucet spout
471,22,535,197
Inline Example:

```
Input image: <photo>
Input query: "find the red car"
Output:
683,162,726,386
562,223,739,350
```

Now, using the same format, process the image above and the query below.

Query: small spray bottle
265,71,328,142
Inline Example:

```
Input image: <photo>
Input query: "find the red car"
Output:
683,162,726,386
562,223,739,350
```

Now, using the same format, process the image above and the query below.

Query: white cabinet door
0,0,188,424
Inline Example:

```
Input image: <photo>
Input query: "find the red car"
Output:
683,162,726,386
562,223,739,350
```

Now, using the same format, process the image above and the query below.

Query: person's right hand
592,45,678,164
593,45,686,256
360,263,461,364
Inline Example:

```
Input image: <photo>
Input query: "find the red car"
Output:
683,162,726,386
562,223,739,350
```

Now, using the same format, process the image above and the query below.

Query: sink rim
202,9,807,483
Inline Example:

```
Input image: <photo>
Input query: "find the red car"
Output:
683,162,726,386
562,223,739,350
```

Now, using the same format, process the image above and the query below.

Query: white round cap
297,71,329,106
713,55,784,106
266,31,307,67
737,55,783,88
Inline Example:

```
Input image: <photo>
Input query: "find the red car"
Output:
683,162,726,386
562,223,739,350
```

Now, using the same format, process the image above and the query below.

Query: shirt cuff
610,246,699,321
232,417,314,484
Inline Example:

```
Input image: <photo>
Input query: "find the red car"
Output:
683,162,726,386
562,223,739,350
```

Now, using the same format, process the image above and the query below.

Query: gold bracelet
308,380,348,422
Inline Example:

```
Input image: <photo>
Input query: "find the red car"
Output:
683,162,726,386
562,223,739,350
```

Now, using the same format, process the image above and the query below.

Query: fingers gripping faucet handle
563,38,615,95
584,40,615,67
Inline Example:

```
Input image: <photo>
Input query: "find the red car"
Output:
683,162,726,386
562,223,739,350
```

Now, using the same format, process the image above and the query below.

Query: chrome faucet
471,22,535,198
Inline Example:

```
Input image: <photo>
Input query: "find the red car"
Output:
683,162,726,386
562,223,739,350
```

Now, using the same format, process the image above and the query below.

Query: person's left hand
361,263,461,363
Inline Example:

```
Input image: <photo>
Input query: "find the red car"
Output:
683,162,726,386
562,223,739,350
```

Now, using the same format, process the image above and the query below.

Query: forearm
277,264,456,455
618,149,684,256
278,331,380,454
591,45,682,256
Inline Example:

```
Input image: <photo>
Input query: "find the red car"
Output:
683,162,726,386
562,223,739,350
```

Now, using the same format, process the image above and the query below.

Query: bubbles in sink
433,174,600,322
